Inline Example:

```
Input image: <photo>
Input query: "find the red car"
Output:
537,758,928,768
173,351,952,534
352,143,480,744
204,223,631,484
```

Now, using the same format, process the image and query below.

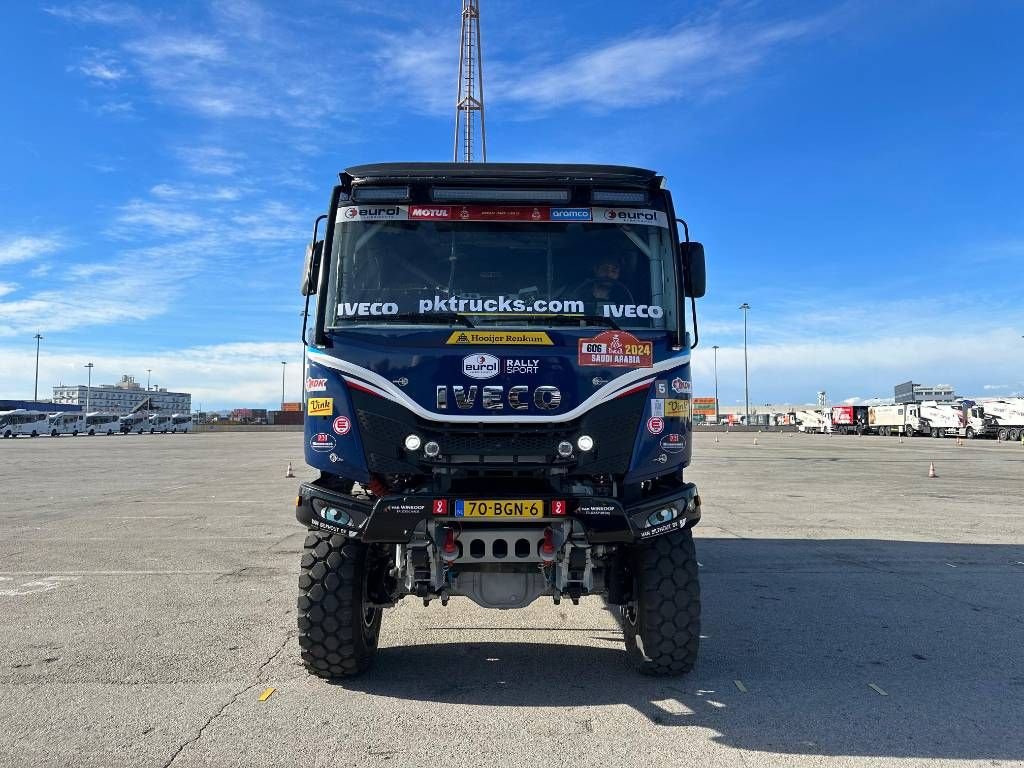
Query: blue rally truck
295,163,707,677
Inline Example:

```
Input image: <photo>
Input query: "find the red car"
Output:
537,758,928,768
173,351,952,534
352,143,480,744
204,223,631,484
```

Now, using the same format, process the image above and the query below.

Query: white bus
148,414,173,433
48,412,84,437
84,412,121,436
119,414,148,434
170,414,192,433
0,409,50,438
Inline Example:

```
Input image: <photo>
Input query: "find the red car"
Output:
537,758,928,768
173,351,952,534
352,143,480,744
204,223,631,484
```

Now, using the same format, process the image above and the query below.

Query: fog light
556,440,573,457
404,434,422,451
424,440,441,458
577,435,594,452
323,507,352,527
645,507,677,528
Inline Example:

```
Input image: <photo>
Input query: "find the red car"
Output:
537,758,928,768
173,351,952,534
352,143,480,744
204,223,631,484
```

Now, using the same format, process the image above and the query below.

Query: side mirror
301,240,324,296
680,241,706,298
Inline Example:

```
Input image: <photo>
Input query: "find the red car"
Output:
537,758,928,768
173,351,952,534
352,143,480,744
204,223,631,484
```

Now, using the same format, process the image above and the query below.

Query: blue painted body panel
303,327,693,481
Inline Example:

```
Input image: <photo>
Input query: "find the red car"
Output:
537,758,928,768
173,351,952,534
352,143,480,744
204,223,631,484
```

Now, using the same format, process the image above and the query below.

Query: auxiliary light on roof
352,186,410,202
591,189,649,205
431,187,570,203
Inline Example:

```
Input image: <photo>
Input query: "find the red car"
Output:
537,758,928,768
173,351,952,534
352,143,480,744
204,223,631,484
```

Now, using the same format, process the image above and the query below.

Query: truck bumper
295,481,701,544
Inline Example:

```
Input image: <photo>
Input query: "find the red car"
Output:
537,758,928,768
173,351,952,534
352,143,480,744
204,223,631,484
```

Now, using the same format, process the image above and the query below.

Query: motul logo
410,207,452,219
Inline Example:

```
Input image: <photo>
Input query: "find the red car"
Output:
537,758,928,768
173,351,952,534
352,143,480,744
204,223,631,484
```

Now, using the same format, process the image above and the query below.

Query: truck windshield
325,204,678,330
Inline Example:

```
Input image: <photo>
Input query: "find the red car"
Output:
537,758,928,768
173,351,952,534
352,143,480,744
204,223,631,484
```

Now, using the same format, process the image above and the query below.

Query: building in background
894,381,957,404
52,374,191,414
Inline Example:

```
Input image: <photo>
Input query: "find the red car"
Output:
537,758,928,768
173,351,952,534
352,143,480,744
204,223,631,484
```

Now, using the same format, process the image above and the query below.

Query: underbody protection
294,162,707,678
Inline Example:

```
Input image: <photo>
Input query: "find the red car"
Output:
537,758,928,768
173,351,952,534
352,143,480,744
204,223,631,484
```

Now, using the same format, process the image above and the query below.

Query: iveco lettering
295,163,707,679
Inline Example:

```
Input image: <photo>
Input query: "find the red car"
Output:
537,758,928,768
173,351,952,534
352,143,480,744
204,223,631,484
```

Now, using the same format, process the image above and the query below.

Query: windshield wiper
381,312,476,328
531,314,622,330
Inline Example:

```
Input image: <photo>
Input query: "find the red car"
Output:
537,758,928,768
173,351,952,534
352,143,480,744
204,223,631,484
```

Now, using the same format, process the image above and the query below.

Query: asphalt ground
1,431,1022,768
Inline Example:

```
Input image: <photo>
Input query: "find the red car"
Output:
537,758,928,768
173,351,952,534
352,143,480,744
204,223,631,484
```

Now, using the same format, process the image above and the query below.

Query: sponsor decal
392,377,409,387
419,295,583,314
337,302,399,317
328,452,341,463
505,358,540,375
601,304,665,319
446,331,553,345
594,207,669,229
578,330,653,368
309,432,336,452
639,517,683,540
550,207,592,221
305,377,327,392
653,453,668,464
332,415,351,435
650,399,665,418
451,205,550,221
551,500,567,516
655,381,668,397
338,205,406,222
432,499,448,515
386,501,430,515
577,503,615,516
660,433,686,453
592,376,610,387
408,206,453,219
463,353,500,380
311,517,344,533
671,377,691,394
665,399,691,419
307,397,334,416
647,416,665,435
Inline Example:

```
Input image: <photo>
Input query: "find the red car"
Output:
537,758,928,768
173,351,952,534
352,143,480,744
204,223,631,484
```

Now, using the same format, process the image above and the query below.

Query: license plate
455,499,544,518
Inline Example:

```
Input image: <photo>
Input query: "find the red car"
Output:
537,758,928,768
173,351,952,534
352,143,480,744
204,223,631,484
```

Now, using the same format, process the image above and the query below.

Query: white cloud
177,146,246,177
150,183,245,201
0,236,64,266
113,200,208,236
75,50,128,82
43,2,140,25
0,283,17,298
0,341,305,409
983,384,1008,390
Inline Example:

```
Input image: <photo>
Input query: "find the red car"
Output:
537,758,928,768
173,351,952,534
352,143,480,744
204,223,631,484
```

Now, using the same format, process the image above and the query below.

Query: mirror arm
675,218,698,349
302,214,328,345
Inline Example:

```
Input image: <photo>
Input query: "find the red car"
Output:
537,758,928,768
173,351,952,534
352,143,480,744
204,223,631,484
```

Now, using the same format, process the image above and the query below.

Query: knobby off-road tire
297,531,382,679
622,527,701,676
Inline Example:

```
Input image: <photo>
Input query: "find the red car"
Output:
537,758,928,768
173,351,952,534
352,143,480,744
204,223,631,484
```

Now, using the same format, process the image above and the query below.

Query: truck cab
294,163,706,678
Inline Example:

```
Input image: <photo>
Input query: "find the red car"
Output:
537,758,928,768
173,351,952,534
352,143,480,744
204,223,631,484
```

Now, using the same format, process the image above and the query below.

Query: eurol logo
463,353,500,380
343,206,401,219
604,209,660,223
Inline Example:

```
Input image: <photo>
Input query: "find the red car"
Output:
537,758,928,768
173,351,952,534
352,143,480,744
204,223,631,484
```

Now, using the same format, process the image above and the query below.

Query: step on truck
294,163,707,678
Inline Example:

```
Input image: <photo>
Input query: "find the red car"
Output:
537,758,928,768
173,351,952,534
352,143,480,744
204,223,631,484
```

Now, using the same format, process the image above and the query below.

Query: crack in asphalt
162,631,295,767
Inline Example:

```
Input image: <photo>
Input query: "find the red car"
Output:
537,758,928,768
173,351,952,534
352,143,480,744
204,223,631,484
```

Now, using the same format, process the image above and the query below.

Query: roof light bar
431,187,570,203
591,189,649,205
352,186,410,202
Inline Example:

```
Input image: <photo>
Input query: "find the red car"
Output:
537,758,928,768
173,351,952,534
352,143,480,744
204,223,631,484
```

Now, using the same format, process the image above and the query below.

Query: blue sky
1,0,1022,409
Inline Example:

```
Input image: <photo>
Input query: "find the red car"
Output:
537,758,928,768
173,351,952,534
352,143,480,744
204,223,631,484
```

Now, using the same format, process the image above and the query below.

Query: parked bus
170,414,192,433
48,412,83,436
0,409,49,438
84,412,121,436
148,414,173,433
119,414,148,434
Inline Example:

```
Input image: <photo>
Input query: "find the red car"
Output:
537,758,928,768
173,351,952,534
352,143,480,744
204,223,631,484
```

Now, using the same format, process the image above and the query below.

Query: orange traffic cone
928,462,937,478
285,462,295,478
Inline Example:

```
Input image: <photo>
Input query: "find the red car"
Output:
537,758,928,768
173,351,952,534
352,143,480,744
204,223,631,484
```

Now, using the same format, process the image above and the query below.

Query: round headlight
577,435,594,452
646,507,676,528
404,434,422,451
556,440,573,457
424,441,441,458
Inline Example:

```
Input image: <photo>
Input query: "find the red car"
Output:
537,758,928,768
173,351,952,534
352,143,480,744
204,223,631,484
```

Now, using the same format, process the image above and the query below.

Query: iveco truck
294,163,706,679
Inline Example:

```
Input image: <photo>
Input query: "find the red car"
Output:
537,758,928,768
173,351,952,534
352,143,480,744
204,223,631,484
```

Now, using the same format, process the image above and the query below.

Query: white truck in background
868,404,926,436
980,398,1024,441
918,400,994,439
85,412,121,435
0,409,50,438
48,412,83,436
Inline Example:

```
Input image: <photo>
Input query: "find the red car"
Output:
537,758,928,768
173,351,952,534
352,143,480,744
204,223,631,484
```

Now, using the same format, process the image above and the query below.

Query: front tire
622,527,701,676
297,532,382,679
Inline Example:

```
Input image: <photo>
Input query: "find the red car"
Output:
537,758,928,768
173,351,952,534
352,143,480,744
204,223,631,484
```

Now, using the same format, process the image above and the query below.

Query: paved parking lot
1,431,1022,767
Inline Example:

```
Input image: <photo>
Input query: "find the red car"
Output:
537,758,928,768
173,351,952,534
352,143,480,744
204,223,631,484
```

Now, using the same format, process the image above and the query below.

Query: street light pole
712,344,720,424
33,333,43,401
281,361,287,409
84,362,94,416
146,368,152,391
739,303,751,423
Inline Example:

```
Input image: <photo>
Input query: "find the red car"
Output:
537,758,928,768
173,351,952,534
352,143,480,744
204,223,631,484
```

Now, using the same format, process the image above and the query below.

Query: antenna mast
454,0,487,162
